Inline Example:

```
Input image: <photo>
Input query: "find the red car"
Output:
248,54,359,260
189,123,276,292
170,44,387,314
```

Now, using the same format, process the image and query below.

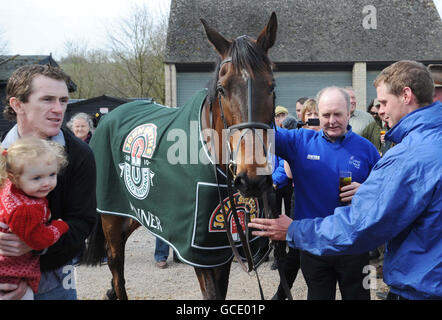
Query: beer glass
339,171,352,205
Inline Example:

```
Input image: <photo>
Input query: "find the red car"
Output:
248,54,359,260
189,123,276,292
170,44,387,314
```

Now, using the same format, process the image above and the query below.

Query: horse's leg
102,215,140,300
194,259,232,300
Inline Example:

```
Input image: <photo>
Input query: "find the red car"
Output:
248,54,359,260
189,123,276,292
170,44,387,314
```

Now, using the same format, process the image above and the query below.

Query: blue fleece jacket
288,101,442,299
275,126,380,220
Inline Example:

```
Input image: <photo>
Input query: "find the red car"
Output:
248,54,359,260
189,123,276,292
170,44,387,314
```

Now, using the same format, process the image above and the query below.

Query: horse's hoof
104,289,118,300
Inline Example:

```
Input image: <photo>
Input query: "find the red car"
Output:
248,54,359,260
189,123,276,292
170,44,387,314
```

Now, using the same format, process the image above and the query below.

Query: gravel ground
75,227,387,300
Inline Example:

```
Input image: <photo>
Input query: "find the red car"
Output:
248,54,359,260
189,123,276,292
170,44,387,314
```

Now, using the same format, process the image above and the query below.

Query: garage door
366,70,382,106
176,72,212,107
176,70,352,116
274,71,352,115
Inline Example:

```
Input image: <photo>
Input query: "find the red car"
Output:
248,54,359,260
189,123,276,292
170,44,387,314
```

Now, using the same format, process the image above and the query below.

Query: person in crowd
428,64,442,102
154,238,169,269
360,98,387,262
0,138,69,300
0,64,96,300
270,106,293,270
272,155,293,219
281,115,297,130
281,115,297,213
274,106,289,128
300,98,320,131
67,112,94,144
367,98,382,126
345,87,374,135
66,112,97,266
272,98,320,299
260,86,380,300
250,60,441,300
378,111,393,157
295,97,308,121
362,98,382,152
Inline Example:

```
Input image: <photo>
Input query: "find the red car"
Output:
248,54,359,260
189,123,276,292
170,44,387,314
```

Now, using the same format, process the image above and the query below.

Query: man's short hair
316,86,351,112
373,60,434,107
4,64,71,121
296,97,309,105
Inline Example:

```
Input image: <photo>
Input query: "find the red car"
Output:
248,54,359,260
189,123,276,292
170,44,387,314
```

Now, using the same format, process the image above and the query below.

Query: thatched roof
165,0,442,64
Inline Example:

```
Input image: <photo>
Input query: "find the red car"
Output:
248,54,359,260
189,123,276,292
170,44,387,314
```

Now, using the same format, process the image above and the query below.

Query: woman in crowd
67,113,94,144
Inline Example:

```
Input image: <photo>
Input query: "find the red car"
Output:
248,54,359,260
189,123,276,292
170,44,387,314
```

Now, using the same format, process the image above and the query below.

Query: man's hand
248,214,293,241
0,232,31,256
339,181,361,203
0,281,28,300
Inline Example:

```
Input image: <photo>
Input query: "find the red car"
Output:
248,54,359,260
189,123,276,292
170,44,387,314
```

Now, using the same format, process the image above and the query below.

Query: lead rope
209,99,267,300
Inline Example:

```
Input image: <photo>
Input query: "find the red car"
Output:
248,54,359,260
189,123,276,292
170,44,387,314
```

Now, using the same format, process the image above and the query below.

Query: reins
206,56,293,300
208,100,269,300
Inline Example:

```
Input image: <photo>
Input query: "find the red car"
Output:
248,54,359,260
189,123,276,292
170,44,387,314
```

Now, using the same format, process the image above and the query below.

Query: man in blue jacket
250,60,441,300
265,86,380,300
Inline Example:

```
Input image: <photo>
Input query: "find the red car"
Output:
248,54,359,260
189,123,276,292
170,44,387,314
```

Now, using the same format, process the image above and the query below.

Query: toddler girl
0,137,69,300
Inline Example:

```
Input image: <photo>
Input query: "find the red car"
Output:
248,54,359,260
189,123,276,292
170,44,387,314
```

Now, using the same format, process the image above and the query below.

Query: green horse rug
90,89,268,268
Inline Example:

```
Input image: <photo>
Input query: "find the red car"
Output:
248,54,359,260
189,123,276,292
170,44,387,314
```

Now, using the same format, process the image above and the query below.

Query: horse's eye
269,79,276,93
217,83,226,96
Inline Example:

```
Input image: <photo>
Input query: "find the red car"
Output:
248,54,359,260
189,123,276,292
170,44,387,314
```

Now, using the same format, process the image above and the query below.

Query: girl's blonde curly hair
0,137,68,188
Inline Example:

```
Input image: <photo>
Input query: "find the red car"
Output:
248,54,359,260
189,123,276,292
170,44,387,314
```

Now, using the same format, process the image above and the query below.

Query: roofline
67,95,130,107
165,60,442,68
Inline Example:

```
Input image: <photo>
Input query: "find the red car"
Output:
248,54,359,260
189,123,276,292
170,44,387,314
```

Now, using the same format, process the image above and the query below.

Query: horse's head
201,12,277,197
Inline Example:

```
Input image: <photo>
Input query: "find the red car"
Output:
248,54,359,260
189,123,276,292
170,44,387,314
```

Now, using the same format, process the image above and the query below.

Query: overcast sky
0,0,171,59
435,0,442,18
1,0,441,59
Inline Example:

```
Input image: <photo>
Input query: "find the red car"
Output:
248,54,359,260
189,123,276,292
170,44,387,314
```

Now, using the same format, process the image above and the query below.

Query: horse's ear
201,18,231,57
256,12,277,53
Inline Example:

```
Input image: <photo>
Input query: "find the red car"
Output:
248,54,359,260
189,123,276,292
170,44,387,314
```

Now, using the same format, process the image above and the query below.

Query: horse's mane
208,35,273,103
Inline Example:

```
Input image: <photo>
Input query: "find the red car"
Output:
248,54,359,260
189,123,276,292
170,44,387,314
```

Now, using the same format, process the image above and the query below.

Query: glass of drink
380,129,386,147
339,171,352,205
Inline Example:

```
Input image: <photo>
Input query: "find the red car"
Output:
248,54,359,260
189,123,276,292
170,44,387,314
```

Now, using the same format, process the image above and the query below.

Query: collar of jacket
386,101,442,144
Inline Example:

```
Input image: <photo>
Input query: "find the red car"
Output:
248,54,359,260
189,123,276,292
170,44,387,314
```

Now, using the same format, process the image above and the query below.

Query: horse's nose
234,172,272,197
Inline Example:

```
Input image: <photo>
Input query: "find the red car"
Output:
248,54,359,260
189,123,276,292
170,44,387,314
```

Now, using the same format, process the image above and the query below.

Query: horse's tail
82,214,107,266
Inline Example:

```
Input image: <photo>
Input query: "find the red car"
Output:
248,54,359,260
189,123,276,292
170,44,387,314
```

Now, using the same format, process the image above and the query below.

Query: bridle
215,57,275,180
207,55,279,299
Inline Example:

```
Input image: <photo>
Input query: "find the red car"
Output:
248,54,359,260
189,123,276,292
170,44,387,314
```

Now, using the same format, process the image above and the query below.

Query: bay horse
83,12,278,300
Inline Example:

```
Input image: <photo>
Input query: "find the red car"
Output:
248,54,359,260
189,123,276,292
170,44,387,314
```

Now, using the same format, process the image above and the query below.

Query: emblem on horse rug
209,193,259,242
119,124,157,200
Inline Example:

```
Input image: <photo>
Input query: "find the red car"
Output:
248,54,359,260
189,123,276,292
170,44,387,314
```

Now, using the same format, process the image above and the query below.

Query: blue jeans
154,238,169,262
34,262,77,300
34,282,77,300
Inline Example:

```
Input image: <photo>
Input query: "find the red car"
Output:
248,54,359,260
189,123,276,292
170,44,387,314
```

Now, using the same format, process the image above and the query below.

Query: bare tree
61,40,116,99
60,3,169,102
106,3,168,103
0,26,9,55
